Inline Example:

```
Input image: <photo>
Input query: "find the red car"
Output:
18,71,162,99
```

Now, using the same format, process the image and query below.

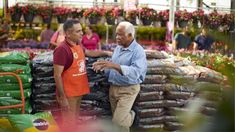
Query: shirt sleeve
50,31,58,44
53,46,67,66
119,49,147,82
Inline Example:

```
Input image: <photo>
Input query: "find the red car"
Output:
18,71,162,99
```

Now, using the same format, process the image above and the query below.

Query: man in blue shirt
194,27,215,51
173,26,192,50
92,21,147,132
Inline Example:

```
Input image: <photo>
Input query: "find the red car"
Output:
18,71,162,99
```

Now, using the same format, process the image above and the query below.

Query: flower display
192,9,204,22
105,7,121,19
175,9,192,22
9,4,22,15
38,6,53,19
222,13,235,27
53,7,71,17
158,10,169,21
138,7,157,21
70,8,85,18
83,7,105,18
206,11,223,29
21,4,37,15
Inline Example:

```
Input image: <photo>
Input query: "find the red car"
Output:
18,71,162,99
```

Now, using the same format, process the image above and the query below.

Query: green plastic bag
0,83,31,91
0,74,32,83
0,64,31,74
0,100,32,114
0,89,31,99
8,112,59,132
0,52,29,64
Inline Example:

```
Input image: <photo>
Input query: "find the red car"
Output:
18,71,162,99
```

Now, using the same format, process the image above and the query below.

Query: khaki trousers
109,84,140,132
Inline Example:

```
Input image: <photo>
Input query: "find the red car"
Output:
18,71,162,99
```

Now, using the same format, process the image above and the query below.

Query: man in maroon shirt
53,19,111,130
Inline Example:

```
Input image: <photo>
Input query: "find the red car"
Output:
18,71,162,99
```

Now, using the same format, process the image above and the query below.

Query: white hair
118,21,135,38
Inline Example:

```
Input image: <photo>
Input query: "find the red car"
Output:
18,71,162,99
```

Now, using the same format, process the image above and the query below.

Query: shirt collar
120,39,136,52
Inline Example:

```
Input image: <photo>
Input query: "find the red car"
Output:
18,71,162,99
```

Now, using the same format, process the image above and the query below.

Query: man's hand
92,60,112,72
57,95,69,109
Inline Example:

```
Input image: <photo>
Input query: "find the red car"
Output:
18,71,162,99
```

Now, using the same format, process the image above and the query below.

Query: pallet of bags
0,51,32,114
79,57,112,122
31,51,60,120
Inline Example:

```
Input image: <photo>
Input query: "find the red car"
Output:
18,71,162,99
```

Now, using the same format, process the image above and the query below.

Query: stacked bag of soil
0,52,32,114
133,50,225,131
79,57,112,121
31,51,60,116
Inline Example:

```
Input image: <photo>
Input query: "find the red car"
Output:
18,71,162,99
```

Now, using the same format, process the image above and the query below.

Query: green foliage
136,26,166,41
14,28,41,40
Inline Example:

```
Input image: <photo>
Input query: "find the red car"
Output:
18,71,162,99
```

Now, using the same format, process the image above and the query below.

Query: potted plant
192,9,204,26
105,7,120,25
139,7,157,26
83,7,105,24
125,10,138,25
22,4,38,23
53,7,71,23
70,8,85,19
158,10,169,27
9,4,22,23
38,6,53,24
175,10,192,28
206,11,223,29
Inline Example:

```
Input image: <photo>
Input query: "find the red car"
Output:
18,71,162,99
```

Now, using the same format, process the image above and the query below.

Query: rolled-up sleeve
120,50,147,82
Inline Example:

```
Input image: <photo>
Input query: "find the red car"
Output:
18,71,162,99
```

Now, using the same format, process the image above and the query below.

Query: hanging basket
89,17,99,25
178,20,188,28
106,17,115,25
11,13,22,23
161,20,167,27
57,16,68,23
42,16,52,24
142,18,152,26
23,14,34,23
127,18,136,25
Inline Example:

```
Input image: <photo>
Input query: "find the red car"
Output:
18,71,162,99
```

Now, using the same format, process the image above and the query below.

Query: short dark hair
63,19,80,32
47,24,51,29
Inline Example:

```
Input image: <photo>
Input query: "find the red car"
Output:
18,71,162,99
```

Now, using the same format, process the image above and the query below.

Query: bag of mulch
139,116,165,125
165,91,195,100
164,83,193,92
80,107,107,116
201,106,217,116
145,50,168,59
140,84,165,92
33,76,55,84
147,67,182,75
136,91,164,102
164,116,179,122
33,66,53,77
167,75,197,85
0,89,31,99
0,83,31,91
137,108,165,118
81,100,100,107
147,59,175,68
167,107,189,115
32,86,55,95
32,100,59,111
164,100,188,107
33,83,55,90
8,112,59,132
135,100,165,109
138,124,164,130
0,52,29,64
164,122,184,131
0,100,32,114
83,91,107,101
31,93,56,100
0,74,32,83
32,51,53,66
0,63,31,74
198,72,225,84
143,75,167,84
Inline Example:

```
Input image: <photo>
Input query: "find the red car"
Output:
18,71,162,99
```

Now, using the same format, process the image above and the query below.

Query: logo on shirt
78,60,85,73
73,53,78,59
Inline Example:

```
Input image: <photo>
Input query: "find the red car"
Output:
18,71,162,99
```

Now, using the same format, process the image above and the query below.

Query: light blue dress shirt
106,40,147,86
